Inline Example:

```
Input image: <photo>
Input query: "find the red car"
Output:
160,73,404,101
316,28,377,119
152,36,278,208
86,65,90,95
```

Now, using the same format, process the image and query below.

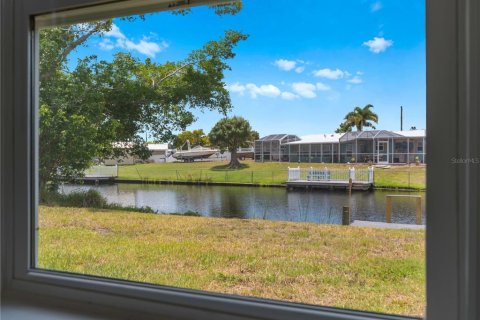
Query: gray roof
339,130,404,142
256,134,300,142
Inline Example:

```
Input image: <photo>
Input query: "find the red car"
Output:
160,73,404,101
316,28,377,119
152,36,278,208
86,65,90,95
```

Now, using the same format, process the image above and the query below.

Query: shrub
41,188,157,213
60,189,108,208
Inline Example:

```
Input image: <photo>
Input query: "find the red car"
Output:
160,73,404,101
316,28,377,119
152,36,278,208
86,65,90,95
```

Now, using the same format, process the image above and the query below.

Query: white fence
84,165,118,178
288,167,374,183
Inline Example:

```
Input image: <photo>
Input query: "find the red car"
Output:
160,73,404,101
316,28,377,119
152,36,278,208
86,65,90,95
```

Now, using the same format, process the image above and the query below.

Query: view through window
36,0,426,317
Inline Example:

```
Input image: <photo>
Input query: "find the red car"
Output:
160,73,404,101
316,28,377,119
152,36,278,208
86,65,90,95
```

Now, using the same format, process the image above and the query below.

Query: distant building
104,143,171,165
254,129,426,164
147,143,171,163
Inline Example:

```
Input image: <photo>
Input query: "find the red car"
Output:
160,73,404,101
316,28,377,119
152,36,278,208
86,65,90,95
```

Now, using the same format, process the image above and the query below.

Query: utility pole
400,106,403,131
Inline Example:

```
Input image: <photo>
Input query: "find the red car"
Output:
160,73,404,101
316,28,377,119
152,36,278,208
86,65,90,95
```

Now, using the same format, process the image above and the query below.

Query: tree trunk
228,149,241,169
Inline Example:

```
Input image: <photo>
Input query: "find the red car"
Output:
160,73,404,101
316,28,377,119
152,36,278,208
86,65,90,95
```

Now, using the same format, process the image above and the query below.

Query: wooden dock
351,220,425,230
286,180,373,191
286,167,374,191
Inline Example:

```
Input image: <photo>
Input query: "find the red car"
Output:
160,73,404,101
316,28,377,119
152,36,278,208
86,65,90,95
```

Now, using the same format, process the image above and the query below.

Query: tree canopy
173,129,210,149
39,11,247,188
335,104,379,132
208,116,256,168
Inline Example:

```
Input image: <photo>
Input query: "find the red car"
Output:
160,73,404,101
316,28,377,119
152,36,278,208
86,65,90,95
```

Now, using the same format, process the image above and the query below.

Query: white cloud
245,83,282,98
295,66,305,74
274,59,308,73
316,82,331,91
122,38,168,57
371,1,382,12
363,37,393,53
99,38,114,50
227,82,322,101
348,76,363,84
104,24,126,39
292,82,317,98
313,68,347,80
281,92,299,100
100,24,168,57
274,59,297,71
227,83,246,95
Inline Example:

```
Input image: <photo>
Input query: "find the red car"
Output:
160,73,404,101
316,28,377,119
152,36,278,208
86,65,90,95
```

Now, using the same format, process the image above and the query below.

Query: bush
41,189,107,208
106,204,156,214
41,188,157,213
61,189,108,208
168,210,202,217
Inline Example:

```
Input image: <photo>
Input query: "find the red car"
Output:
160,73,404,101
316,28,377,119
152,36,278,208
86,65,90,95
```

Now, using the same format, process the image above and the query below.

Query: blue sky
73,0,426,138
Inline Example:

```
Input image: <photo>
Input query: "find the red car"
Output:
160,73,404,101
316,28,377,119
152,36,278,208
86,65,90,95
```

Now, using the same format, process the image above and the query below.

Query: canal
61,184,426,225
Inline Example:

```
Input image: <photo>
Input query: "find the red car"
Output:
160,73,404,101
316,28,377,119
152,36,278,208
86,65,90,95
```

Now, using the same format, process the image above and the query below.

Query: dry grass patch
38,206,425,317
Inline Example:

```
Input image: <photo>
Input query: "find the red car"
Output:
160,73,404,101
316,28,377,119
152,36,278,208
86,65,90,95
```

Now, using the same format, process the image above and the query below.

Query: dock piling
342,206,350,225
416,197,422,225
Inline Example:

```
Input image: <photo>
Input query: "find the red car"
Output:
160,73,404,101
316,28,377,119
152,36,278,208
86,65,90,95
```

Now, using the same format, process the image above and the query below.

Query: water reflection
61,184,426,225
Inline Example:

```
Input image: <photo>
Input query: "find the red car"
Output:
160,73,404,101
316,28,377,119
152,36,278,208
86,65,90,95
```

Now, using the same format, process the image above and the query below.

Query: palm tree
342,104,378,131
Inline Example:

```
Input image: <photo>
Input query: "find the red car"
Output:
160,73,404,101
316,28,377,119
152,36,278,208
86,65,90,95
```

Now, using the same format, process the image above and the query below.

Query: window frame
1,0,479,319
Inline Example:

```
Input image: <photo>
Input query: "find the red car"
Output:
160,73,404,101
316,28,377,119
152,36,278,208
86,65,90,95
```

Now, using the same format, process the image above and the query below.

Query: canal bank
62,183,426,225
78,177,426,192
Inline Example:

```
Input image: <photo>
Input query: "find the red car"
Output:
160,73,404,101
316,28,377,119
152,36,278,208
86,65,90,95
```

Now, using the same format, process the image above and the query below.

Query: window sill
1,290,162,320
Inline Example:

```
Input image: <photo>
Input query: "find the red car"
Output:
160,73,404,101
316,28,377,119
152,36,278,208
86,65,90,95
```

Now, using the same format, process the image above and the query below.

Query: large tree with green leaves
335,104,379,132
208,116,256,169
39,5,247,189
173,129,210,149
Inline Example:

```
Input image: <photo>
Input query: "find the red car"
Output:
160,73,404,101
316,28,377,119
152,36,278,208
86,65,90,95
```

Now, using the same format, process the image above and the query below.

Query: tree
336,104,378,132
334,121,353,133
39,13,247,189
208,116,256,169
173,129,210,149
250,130,260,142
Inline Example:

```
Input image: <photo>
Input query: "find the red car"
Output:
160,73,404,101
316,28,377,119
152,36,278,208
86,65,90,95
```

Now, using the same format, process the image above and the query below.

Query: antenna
400,106,403,131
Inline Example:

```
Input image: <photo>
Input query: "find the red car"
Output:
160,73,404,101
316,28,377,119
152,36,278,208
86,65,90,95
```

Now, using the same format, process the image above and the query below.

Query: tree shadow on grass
210,163,251,171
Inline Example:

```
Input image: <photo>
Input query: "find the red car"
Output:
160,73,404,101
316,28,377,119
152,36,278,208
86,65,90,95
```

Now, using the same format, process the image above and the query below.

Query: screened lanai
254,129,426,164
339,130,404,163
284,134,342,163
254,134,300,161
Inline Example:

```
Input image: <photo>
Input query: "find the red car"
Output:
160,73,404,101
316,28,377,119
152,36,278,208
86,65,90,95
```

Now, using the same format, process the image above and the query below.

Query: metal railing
287,167,374,183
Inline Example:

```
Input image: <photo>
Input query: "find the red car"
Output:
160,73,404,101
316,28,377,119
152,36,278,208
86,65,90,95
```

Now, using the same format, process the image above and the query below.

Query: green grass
117,160,426,189
38,206,425,317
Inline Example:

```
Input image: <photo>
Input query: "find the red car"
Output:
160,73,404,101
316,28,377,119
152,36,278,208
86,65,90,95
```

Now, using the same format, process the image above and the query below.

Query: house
255,129,426,164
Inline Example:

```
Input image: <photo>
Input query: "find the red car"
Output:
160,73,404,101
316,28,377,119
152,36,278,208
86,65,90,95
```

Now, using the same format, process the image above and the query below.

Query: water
60,184,426,225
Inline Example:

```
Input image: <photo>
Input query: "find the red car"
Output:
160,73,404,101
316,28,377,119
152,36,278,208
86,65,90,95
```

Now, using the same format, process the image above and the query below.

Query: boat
172,140,218,162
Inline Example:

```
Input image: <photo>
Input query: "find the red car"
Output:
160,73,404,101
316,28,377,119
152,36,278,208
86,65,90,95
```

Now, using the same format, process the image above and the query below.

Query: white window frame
1,1,479,319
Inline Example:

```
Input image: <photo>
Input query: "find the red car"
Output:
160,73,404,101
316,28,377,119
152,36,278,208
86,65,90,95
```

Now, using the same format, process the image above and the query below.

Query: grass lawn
117,160,426,189
38,206,425,317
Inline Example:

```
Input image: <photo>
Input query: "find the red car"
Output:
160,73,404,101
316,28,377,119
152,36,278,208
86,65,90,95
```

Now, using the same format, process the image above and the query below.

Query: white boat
172,140,218,162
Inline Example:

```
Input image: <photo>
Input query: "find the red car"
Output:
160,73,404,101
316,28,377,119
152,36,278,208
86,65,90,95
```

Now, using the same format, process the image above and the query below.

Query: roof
286,133,342,145
112,142,170,150
340,130,405,142
392,129,426,138
256,134,300,142
257,134,289,141
257,129,425,146
148,143,169,151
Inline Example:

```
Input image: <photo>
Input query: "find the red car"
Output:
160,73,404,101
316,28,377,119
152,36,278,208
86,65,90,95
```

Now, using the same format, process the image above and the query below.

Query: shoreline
76,178,426,192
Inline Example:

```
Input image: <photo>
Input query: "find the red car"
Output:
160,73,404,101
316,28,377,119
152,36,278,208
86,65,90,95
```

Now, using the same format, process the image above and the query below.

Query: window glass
36,0,426,317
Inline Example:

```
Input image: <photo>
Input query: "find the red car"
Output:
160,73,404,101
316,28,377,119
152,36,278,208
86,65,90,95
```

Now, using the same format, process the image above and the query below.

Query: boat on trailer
172,140,218,162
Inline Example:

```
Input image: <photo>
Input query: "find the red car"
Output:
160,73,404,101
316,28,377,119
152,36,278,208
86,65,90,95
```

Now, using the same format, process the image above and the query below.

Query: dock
351,220,425,230
286,180,372,190
286,167,374,191
80,165,118,183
